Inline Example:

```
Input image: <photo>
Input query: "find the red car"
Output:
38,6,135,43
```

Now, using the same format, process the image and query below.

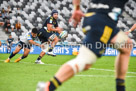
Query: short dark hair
32,28,38,34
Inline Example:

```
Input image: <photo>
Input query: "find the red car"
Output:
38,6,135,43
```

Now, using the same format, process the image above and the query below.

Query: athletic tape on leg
66,45,97,74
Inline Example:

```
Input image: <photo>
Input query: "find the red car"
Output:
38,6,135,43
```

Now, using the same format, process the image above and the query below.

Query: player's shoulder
46,16,53,20
26,32,32,37
27,31,31,35
47,16,53,24
49,16,53,19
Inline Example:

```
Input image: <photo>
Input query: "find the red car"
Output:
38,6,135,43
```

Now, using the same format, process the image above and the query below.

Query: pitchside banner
0,44,136,56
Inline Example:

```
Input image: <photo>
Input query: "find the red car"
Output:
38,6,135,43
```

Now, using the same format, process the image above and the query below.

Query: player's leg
55,45,96,82
37,45,98,91
14,48,30,62
7,45,10,53
5,45,21,62
111,31,133,91
9,44,12,53
35,42,49,64
35,51,45,64
47,36,59,56
8,45,12,53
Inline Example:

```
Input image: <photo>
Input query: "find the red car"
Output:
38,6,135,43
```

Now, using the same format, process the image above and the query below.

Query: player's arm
126,23,136,35
70,0,84,27
47,24,62,33
129,24,136,33
73,0,80,7
0,41,1,47
28,40,41,47
27,35,41,47
56,27,63,34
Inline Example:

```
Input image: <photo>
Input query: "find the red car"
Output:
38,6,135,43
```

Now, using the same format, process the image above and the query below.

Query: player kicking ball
35,10,67,64
5,28,41,63
36,0,133,91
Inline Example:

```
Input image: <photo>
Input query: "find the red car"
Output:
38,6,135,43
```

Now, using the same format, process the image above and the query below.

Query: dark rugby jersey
87,0,129,21
42,16,58,29
7,38,14,44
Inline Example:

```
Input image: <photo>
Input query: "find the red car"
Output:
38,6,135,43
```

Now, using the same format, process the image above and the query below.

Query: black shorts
82,12,119,57
38,28,57,43
17,41,31,49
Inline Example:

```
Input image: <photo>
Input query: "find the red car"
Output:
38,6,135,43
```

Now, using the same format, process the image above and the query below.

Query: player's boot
47,52,56,57
35,60,44,64
4,58,10,63
36,81,50,91
14,58,21,63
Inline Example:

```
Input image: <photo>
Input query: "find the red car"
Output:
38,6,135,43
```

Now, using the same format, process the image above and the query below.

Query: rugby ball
59,30,68,38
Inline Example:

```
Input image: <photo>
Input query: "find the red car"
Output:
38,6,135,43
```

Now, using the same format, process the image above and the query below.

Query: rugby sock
37,56,42,60
48,47,53,52
116,78,125,91
9,52,16,59
21,55,27,59
49,77,61,91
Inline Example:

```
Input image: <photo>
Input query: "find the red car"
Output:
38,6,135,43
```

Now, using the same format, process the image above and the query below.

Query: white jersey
20,32,35,45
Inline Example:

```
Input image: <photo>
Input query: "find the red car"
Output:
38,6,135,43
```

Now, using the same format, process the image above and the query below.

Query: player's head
31,28,38,38
51,10,58,19
9,35,12,38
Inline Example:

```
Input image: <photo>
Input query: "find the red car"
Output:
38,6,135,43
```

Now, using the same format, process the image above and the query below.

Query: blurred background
0,0,136,45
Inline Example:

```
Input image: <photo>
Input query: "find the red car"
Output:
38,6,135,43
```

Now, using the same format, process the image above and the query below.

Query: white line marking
0,60,136,75
89,68,136,74
0,60,61,66
76,75,136,78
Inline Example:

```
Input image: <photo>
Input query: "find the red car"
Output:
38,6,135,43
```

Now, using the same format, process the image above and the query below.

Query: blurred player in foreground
35,10,67,64
5,28,41,63
6,35,14,53
36,0,133,91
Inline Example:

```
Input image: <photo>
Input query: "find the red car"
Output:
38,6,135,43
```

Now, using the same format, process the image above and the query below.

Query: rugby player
6,35,14,53
5,28,41,63
35,10,63,64
36,0,133,91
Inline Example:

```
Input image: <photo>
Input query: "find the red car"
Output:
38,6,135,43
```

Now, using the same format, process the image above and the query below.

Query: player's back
88,0,129,21
90,0,128,9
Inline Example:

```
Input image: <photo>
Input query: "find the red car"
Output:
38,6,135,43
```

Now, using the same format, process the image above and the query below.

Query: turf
0,54,136,91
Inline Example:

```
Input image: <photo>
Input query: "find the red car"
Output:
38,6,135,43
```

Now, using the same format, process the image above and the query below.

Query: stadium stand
0,0,136,45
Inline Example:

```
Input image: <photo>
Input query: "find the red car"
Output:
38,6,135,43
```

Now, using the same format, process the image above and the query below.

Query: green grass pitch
0,54,136,91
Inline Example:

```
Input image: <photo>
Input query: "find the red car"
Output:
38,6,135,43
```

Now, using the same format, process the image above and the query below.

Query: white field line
89,68,136,74
0,60,61,66
0,60,136,75
76,75,136,78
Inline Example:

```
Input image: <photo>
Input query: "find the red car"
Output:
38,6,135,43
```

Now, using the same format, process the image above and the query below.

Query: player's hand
125,31,130,35
57,27,63,34
35,43,41,47
69,9,85,27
